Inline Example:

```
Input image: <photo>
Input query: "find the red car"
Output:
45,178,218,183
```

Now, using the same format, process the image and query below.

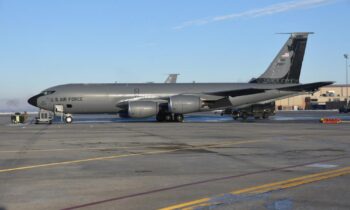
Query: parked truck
11,112,28,124
339,104,350,113
35,109,53,124
231,102,276,120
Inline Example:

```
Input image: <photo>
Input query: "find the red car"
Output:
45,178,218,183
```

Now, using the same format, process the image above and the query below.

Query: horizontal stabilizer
278,81,333,92
207,88,266,97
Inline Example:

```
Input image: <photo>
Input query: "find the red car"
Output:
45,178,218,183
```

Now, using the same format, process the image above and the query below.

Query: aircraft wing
278,81,334,92
205,88,267,97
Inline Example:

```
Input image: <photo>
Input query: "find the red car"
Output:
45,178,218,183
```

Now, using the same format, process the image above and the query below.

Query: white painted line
307,163,338,169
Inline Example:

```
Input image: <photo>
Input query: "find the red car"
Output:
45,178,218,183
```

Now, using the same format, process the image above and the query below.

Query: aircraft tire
262,112,269,119
65,116,73,124
174,114,184,122
164,114,173,122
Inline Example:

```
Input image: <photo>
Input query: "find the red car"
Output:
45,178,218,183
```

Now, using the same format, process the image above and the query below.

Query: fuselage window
67,104,73,108
42,91,56,95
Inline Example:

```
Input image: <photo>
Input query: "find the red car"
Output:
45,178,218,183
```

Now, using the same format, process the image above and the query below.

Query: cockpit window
42,91,56,95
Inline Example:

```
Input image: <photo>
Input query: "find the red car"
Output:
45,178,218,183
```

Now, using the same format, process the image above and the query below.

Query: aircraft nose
28,95,39,107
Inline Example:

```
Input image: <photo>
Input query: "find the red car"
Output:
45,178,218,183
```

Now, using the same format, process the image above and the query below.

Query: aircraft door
54,105,64,113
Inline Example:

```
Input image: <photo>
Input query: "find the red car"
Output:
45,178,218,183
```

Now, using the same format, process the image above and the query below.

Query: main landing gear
156,113,184,122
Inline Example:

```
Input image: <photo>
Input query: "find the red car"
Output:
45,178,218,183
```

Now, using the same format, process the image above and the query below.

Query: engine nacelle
120,101,159,118
168,95,201,114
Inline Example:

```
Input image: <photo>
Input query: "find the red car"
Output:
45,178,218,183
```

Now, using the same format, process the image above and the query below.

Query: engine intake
169,95,202,114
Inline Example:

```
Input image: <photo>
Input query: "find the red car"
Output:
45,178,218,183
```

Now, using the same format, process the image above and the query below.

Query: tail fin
250,32,313,84
164,74,179,83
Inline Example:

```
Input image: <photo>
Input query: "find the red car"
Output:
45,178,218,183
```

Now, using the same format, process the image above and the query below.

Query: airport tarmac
0,111,350,210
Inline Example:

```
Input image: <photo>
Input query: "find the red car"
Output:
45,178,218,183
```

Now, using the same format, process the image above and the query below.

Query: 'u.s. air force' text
50,97,83,102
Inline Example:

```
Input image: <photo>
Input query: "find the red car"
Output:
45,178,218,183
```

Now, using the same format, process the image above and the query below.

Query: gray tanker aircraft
28,32,332,123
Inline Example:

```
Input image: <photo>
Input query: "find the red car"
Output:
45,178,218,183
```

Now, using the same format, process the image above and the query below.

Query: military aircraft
28,32,332,123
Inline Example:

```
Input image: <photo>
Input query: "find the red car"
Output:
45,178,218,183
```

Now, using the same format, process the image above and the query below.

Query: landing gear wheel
164,114,173,122
65,116,73,124
174,114,184,122
262,112,269,119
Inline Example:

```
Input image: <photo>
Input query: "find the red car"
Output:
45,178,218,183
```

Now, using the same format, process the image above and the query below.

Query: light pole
344,54,349,106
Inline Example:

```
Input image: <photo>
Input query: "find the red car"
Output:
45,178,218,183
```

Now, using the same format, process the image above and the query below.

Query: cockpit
42,90,56,95
28,90,56,107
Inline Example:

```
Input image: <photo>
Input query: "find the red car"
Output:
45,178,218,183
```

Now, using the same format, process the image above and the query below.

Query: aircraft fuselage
29,83,295,114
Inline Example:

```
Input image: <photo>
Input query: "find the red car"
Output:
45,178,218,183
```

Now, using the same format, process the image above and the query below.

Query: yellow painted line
232,167,350,194
160,166,350,210
159,198,210,210
0,140,266,173
204,140,266,148
0,147,137,153
0,146,155,153
0,149,181,173
182,202,215,210
0,139,265,154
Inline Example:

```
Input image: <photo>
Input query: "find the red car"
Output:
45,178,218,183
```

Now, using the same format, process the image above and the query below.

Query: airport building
275,85,350,110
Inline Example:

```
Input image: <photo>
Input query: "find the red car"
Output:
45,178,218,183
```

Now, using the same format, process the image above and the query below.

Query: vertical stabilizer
165,74,179,83
250,32,312,84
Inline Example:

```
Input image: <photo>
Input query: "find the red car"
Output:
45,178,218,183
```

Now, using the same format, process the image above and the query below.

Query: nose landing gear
64,114,73,124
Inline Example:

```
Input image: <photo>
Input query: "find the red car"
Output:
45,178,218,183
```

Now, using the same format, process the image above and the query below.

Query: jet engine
168,95,202,114
119,101,159,118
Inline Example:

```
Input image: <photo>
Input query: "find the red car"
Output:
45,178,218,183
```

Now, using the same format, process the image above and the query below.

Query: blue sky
0,0,349,111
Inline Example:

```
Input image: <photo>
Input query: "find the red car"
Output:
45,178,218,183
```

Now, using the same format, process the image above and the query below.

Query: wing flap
278,81,333,92
206,88,267,97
